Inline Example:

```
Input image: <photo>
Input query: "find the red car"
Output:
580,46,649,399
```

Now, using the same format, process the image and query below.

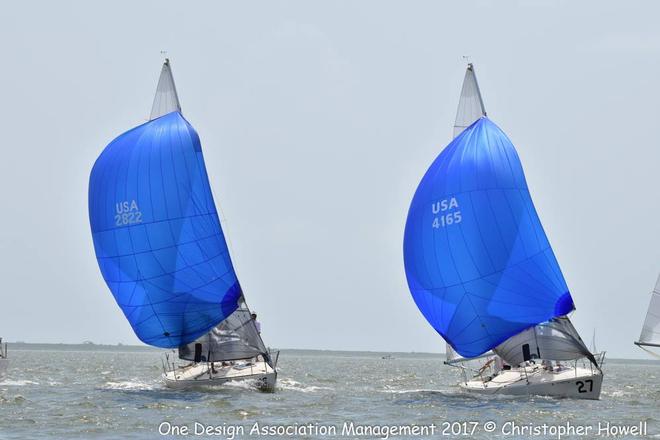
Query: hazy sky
1,1,658,358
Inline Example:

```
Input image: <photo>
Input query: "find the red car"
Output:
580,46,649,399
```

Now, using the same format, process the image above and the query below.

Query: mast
144,58,271,363
450,64,597,369
453,63,486,138
150,58,182,120
89,59,242,348
446,66,489,366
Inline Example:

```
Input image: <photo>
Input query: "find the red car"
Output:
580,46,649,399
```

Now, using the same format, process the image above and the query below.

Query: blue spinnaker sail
403,117,574,358
89,111,240,348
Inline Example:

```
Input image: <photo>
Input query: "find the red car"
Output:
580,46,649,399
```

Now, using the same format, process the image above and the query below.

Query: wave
385,387,554,409
381,388,445,394
102,380,157,391
221,379,262,391
0,394,26,405
0,380,39,386
277,378,333,393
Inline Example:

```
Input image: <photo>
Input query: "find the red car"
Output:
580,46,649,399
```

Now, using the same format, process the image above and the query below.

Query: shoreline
3,342,659,363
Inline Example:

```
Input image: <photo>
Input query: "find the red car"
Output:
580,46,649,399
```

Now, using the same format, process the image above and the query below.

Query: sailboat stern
459,365,603,400
455,349,606,400
162,304,279,392
162,357,277,392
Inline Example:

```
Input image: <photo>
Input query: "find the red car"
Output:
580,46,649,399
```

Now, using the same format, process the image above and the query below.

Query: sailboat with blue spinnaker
403,64,604,399
88,59,278,391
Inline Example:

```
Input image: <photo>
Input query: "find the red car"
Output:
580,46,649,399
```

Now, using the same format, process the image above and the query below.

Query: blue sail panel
89,111,240,348
403,117,574,358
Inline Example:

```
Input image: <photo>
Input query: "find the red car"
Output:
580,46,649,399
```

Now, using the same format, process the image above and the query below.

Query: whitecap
381,388,444,394
606,390,628,398
0,380,39,386
103,380,156,391
221,379,260,390
277,378,333,393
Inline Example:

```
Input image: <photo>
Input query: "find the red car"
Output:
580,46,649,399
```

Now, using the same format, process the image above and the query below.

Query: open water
0,346,657,439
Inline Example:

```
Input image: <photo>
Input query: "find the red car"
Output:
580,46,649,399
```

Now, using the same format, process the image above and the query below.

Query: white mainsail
494,318,593,366
636,274,660,349
150,59,181,120
453,63,486,138
178,304,268,363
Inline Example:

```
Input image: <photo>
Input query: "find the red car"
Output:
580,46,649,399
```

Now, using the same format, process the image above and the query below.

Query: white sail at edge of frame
636,273,660,349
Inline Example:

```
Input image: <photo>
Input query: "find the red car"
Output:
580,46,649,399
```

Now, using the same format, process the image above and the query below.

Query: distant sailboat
404,63,604,399
89,59,278,390
635,274,660,358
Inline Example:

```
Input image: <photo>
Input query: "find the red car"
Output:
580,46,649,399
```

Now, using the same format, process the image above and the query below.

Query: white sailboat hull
163,361,277,391
459,365,603,400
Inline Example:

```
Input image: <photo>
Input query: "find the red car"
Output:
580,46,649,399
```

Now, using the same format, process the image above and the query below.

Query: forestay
403,117,575,359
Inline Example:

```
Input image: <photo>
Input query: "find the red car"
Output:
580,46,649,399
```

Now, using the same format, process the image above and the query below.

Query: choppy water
1,346,658,439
